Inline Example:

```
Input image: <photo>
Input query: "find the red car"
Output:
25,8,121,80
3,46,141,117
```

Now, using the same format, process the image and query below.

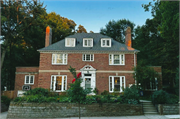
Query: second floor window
109,54,125,65
83,38,93,47
52,54,67,65
83,54,94,61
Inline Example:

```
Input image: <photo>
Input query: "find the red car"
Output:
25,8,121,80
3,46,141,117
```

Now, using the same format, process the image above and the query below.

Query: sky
42,0,153,33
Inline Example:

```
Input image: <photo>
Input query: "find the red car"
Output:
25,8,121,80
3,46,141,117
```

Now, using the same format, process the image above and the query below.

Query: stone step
144,109,157,112
144,112,158,114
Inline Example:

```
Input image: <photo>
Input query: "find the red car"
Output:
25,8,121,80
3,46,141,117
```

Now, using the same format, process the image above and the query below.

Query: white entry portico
80,65,96,94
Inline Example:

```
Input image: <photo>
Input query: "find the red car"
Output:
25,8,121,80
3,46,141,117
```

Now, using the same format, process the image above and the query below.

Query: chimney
45,26,52,47
125,26,131,47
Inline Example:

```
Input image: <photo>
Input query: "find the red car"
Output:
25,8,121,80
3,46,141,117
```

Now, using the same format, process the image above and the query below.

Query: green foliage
101,90,109,95
152,90,169,104
123,85,139,101
1,96,11,106
67,66,91,104
93,88,98,95
133,65,160,90
152,90,179,104
24,88,50,97
100,19,135,43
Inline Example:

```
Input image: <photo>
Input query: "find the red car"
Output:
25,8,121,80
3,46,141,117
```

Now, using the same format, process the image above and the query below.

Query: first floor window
145,77,158,90
109,54,125,65
83,54,94,61
25,75,34,84
51,75,67,92
109,76,125,92
52,54,67,65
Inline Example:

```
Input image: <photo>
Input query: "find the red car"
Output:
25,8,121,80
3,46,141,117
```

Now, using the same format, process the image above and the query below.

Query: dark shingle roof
38,33,139,52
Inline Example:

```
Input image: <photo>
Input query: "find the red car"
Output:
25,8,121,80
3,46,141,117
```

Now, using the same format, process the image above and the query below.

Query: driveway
1,111,180,119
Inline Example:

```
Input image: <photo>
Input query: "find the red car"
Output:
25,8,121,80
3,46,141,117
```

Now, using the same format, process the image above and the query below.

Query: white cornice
38,50,139,54
38,70,134,73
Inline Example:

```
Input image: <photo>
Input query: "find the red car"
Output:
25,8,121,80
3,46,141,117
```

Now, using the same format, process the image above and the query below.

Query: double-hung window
101,38,111,47
83,38,93,47
51,75,67,92
25,75,34,84
52,54,67,65
82,54,94,61
109,54,125,65
65,38,75,47
109,76,125,92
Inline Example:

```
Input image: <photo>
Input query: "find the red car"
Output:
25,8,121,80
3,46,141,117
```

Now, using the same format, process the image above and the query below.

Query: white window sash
109,54,125,65
109,76,125,93
83,38,93,47
65,38,75,47
25,75,34,84
52,54,68,65
82,54,94,61
51,75,67,92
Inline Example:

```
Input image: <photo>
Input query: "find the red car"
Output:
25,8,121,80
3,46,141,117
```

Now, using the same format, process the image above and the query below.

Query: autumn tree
76,25,87,33
43,12,76,43
100,19,135,43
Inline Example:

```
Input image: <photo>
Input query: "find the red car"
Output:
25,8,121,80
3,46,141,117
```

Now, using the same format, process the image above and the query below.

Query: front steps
140,100,158,115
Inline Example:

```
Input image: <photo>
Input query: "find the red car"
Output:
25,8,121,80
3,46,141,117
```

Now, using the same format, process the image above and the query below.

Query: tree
133,64,160,91
100,19,135,43
89,31,94,33
1,0,46,69
67,66,90,119
138,0,179,88
43,12,76,43
76,25,87,33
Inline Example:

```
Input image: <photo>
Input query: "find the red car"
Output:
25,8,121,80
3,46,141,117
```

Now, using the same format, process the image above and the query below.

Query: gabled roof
37,33,139,53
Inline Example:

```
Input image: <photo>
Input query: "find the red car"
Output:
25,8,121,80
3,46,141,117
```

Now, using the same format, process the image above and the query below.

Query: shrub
152,90,169,104
24,88,49,97
123,85,139,101
101,90,109,95
1,96,11,106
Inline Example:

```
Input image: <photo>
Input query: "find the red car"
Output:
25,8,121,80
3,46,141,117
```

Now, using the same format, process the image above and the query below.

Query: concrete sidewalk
1,111,180,119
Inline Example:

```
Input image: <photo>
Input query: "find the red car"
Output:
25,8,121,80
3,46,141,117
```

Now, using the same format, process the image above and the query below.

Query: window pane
85,40,87,46
83,54,86,60
109,55,112,64
56,54,63,63
107,40,110,46
114,55,120,64
122,77,124,90
114,77,120,91
51,76,54,91
84,74,91,76
56,76,62,91
63,76,66,90
85,78,91,89
110,77,112,91
88,40,91,46
52,54,56,64
103,40,106,46
121,55,124,64
30,76,33,83
86,54,90,61
64,54,67,64
91,54,93,61
26,76,29,83
70,39,74,46
66,39,70,46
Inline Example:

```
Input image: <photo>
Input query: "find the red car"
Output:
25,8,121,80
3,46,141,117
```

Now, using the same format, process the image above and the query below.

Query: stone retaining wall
7,102,143,118
157,104,179,115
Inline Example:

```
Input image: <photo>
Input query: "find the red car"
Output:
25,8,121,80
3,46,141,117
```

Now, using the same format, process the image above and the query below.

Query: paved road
1,111,180,119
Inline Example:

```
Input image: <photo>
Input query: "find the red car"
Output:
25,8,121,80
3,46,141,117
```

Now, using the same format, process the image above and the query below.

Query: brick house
14,26,161,97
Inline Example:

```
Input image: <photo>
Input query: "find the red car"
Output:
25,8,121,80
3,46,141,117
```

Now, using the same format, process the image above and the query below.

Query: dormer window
101,38,111,47
83,38,93,47
65,38,75,47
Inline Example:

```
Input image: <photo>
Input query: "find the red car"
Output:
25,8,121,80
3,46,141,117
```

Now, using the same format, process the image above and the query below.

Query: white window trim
50,75,67,92
52,54,68,65
82,54,94,61
24,75,34,85
109,54,125,65
109,76,126,93
65,38,76,47
101,38,111,47
83,38,93,47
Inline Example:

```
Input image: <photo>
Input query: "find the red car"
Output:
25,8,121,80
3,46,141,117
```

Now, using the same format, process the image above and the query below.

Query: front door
85,77,91,89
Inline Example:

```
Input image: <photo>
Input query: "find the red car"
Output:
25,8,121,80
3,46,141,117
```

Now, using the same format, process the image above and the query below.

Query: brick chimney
125,26,131,47
45,26,52,47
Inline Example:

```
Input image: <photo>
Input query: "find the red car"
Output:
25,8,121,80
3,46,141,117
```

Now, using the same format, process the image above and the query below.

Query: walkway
1,111,180,119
